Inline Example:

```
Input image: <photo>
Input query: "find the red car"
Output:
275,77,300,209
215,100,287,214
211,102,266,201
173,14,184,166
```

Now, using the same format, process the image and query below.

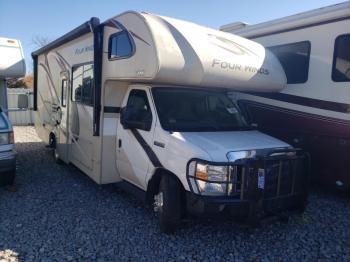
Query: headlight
0,132,14,145
188,161,229,196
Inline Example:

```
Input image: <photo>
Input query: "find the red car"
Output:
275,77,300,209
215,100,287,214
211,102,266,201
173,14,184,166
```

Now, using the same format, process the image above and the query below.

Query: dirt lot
0,126,350,261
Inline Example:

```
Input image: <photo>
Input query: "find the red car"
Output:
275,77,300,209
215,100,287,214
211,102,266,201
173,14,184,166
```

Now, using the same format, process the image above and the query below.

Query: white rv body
32,11,308,231
32,11,288,184
221,2,350,190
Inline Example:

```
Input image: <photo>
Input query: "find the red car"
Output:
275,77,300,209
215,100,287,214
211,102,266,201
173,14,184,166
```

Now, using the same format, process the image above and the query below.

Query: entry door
116,88,155,189
56,76,70,163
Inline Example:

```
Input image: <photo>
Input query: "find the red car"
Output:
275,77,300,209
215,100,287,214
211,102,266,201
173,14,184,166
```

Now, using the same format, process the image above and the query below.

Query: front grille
231,153,307,201
186,150,308,200
263,159,304,199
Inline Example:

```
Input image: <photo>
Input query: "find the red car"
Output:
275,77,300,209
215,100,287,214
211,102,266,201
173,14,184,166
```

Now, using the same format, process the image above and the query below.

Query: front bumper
186,149,309,221
0,150,16,173
186,191,307,219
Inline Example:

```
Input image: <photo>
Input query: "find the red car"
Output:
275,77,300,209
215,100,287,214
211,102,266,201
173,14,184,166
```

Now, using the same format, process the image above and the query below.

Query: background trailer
221,2,350,191
0,37,26,113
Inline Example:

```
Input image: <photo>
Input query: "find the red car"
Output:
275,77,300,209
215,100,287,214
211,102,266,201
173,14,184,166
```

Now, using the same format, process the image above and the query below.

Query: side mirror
120,107,127,127
120,107,152,131
17,94,29,109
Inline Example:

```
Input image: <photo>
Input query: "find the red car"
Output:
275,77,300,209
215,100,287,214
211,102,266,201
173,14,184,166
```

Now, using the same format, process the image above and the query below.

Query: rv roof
220,2,350,38
32,11,287,92
32,17,100,57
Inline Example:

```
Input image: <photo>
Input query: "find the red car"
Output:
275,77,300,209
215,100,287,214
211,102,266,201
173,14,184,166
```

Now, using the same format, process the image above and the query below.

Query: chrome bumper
0,150,16,160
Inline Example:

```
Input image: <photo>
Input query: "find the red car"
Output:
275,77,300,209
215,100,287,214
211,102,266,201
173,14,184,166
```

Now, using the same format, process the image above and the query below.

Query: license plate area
257,168,265,189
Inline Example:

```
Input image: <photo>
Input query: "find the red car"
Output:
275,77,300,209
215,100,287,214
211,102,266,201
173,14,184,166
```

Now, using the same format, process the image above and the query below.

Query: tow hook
154,192,163,212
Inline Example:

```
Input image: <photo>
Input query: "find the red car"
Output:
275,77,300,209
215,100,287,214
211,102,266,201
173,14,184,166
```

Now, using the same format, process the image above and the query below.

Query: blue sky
0,0,346,73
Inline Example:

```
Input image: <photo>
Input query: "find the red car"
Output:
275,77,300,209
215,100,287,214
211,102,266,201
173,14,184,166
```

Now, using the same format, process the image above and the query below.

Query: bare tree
26,35,52,73
31,35,51,49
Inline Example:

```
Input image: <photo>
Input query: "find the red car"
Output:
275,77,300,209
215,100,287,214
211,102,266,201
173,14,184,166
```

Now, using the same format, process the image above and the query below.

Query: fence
7,88,34,126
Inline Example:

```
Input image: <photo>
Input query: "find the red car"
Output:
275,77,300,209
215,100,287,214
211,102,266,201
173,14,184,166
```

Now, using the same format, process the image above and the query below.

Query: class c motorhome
220,2,350,191
32,11,308,233
0,37,26,185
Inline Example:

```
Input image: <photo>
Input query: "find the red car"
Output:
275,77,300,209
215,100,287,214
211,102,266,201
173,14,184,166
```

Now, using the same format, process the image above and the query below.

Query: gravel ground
0,126,350,261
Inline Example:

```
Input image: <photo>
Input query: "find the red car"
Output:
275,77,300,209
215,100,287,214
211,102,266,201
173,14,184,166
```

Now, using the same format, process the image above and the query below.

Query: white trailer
31,11,308,233
0,37,26,113
221,2,350,191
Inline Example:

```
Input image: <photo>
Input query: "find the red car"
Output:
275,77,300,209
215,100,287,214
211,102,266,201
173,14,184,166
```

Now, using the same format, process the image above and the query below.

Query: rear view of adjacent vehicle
0,110,16,186
0,37,25,185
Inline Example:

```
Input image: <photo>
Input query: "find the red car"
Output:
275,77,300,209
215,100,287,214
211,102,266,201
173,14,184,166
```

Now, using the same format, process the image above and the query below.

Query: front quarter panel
150,128,211,191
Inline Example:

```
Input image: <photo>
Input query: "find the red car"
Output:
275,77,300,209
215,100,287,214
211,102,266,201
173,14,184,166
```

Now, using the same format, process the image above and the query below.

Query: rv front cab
117,85,309,233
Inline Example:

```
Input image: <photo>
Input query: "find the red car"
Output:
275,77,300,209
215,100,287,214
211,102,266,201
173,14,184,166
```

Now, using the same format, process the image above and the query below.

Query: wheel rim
154,192,164,212
54,149,59,160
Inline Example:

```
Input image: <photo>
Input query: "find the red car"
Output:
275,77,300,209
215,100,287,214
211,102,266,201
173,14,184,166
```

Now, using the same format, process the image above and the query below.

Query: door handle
118,139,122,148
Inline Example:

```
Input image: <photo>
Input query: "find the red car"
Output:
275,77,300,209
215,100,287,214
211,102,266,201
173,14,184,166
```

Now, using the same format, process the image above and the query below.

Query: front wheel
154,175,183,234
0,170,15,186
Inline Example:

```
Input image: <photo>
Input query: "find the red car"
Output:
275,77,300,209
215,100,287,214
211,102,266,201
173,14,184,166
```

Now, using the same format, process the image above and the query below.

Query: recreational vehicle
0,37,26,185
31,12,308,233
221,2,350,191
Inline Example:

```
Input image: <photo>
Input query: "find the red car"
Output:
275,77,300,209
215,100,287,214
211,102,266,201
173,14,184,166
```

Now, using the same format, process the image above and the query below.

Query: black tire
296,197,308,215
49,134,56,148
157,175,183,234
0,170,15,186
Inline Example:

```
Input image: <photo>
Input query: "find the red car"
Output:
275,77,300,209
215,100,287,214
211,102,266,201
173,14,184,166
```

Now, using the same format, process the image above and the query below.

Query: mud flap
247,190,265,226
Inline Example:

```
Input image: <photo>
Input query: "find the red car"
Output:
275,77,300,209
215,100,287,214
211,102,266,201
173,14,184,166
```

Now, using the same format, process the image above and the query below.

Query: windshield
152,88,250,132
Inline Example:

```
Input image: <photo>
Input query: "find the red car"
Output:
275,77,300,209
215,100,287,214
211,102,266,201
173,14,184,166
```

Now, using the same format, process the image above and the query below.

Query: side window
108,31,133,60
72,63,94,105
82,64,94,105
332,34,350,82
72,66,83,102
268,41,311,84
61,79,67,107
126,89,152,124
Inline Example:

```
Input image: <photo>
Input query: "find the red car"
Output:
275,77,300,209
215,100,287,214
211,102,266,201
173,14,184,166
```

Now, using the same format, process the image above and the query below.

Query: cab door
116,87,156,189
55,75,70,163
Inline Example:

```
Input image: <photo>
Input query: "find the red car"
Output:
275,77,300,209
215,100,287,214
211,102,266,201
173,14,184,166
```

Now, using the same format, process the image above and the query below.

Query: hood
179,130,290,162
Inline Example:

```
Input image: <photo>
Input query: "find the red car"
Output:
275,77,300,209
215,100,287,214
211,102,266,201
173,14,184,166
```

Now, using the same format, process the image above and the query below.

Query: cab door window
125,89,152,129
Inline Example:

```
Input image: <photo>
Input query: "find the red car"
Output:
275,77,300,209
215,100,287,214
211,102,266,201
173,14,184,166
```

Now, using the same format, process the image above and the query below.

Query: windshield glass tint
152,88,248,132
